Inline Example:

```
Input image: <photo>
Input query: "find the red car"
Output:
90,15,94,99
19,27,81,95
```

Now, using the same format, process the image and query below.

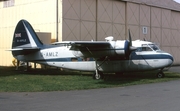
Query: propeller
128,29,137,52
126,29,137,59
128,29,132,46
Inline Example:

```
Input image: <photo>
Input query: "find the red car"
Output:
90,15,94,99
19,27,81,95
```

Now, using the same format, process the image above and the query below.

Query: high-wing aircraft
9,19,174,79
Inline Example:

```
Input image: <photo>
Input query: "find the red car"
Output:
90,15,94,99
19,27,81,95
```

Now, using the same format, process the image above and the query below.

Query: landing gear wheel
156,71,165,78
93,71,103,80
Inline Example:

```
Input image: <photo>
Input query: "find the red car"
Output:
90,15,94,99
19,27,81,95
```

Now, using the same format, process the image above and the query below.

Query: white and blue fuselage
15,40,173,73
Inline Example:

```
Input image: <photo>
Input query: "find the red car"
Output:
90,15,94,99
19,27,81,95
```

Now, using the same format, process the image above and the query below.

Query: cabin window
71,58,78,61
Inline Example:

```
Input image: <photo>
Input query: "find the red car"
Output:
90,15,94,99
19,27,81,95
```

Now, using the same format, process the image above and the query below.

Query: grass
0,66,180,92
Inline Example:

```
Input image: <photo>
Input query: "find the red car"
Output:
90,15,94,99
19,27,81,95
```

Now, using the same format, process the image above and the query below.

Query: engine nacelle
114,40,129,57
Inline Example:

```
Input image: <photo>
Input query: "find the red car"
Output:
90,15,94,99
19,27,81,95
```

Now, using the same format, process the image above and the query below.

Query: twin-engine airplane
9,20,173,79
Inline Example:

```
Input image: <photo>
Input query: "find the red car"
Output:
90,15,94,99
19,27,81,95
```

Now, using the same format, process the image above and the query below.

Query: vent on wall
3,0,14,8
143,27,148,35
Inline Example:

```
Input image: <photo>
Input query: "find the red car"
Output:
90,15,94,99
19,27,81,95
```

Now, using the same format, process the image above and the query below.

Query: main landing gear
93,56,108,80
156,70,165,78
93,70,104,80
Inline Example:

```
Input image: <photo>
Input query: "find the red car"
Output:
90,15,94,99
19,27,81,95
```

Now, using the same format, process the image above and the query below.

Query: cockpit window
141,44,152,51
148,44,160,51
135,43,161,52
138,44,160,52
142,47,152,51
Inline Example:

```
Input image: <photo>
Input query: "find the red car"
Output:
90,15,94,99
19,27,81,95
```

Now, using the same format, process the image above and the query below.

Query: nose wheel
156,71,165,78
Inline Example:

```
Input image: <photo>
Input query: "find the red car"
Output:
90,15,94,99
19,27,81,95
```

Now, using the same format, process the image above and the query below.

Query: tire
156,71,165,78
93,71,103,80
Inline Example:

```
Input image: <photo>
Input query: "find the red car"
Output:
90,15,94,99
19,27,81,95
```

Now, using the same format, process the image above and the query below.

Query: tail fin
12,19,43,48
12,20,43,56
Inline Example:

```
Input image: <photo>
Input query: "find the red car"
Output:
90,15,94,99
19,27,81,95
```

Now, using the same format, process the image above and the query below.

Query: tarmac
168,66,180,73
0,66,180,111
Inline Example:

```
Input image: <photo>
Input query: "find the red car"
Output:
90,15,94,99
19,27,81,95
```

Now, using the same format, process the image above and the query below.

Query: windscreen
148,44,160,51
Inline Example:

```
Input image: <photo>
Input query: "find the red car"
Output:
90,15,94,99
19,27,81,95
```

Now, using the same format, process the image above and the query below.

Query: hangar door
62,0,126,41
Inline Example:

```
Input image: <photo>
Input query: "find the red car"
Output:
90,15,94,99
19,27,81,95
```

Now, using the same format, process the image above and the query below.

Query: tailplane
11,20,43,56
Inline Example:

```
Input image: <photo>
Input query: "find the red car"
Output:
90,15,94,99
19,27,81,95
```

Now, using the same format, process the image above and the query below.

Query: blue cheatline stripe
30,57,94,62
29,54,173,63
131,54,173,61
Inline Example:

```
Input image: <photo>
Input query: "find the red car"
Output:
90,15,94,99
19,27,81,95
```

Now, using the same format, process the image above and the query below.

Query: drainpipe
96,0,98,41
125,1,127,39
56,0,59,42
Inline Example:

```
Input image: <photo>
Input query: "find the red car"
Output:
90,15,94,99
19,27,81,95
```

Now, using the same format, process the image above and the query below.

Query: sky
174,0,180,3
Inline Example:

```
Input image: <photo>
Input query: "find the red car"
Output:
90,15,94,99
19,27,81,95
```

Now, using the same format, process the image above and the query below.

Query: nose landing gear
156,70,165,78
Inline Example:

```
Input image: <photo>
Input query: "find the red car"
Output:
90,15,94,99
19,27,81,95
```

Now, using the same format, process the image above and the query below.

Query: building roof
122,0,180,11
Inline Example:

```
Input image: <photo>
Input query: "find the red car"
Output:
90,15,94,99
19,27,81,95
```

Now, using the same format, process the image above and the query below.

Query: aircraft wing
51,41,71,45
70,41,114,58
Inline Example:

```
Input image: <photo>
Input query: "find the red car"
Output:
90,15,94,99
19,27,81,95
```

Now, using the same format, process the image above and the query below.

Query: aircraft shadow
0,66,91,76
0,66,179,83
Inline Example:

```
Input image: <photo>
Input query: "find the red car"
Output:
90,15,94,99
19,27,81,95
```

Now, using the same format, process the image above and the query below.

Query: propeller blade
126,29,138,59
128,29,132,46
128,29,137,51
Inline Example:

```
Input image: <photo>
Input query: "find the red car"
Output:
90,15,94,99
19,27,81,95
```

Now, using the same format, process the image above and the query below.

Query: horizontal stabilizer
7,47,40,51
8,47,40,56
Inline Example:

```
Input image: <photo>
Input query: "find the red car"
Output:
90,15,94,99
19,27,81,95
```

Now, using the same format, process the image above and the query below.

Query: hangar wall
63,0,126,41
0,0,180,66
126,2,180,64
0,0,62,66
63,0,180,65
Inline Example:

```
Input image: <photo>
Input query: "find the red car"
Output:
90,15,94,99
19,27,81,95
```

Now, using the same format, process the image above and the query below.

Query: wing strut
86,47,93,56
97,56,109,68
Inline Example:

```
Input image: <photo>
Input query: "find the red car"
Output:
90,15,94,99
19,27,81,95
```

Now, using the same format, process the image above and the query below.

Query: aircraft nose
167,54,174,66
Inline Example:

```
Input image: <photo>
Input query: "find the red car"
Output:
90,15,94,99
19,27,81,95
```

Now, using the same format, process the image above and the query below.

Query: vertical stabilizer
11,20,43,56
12,19,43,49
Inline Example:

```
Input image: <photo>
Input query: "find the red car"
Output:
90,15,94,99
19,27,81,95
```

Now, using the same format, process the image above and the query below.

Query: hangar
0,0,180,66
